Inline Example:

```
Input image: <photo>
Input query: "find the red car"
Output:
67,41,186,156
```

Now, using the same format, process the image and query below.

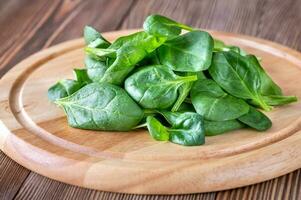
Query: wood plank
216,170,301,200
121,0,264,35
0,0,61,75
0,0,135,77
0,1,60,199
13,171,301,200
257,0,301,51
0,151,29,200
122,0,301,50
14,173,216,200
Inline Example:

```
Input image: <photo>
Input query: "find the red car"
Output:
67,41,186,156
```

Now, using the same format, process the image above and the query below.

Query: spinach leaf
260,95,297,106
55,83,144,131
209,51,272,111
101,31,166,85
73,68,92,85
85,47,116,60
48,80,81,102
177,102,195,112
160,111,205,146
238,107,272,131
191,79,249,121
247,55,282,95
137,51,161,67
143,14,193,39
84,56,109,82
146,116,169,141
249,95,298,107
214,39,248,56
157,31,214,72
48,69,91,102
83,26,110,48
125,65,197,109
171,81,193,112
204,120,244,136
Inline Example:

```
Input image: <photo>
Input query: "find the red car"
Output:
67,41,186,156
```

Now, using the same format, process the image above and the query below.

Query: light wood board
0,30,301,194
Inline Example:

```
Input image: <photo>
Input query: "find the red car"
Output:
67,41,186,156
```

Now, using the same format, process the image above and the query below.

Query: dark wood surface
0,0,300,199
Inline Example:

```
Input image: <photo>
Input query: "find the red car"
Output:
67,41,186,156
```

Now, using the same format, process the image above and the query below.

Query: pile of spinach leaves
48,14,297,146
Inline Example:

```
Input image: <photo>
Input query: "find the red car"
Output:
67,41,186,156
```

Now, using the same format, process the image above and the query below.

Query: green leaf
171,81,193,112
213,39,248,56
125,65,197,109
247,55,282,96
83,26,110,48
250,95,298,106
55,83,144,131
209,51,272,111
177,102,195,112
204,120,244,136
238,107,272,131
160,111,205,146
101,31,166,85
48,80,81,102
85,47,116,60
48,69,92,102
73,68,92,85
191,79,249,121
143,14,193,39
84,56,109,82
146,116,169,141
157,31,214,72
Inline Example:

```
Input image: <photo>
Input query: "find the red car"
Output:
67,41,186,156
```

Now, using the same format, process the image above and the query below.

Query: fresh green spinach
204,120,244,136
146,111,205,146
48,69,91,102
85,47,116,60
191,79,249,121
73,68,92,85
48,14,298,147
84,56,109,82
125,65,197,109
209,51,272,111
214,39,248,56
146,116,169,141
100,31,166,85
55,83,144,131
157,31,214,72
160,111,205,146
238,107,272,131
171,81,193,112
84,26,110,48
247,55,282,96
143,14,193,39
48,80,81,102
260,95,297,106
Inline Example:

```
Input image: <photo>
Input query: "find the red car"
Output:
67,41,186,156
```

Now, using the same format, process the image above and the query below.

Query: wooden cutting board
0,30,301,194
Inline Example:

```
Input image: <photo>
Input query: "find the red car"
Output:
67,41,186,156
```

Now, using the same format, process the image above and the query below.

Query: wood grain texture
0,30,301,194
0,0,300,199
0,0,135,77
0,151,29,200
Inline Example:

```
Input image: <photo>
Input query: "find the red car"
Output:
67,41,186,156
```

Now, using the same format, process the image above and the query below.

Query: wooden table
0,0,300,199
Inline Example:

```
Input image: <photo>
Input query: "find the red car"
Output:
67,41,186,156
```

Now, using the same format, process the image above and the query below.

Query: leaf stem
178,24,195,31
255,95,272,111
132,122,147,129
177,75,198,83
144,109,157,115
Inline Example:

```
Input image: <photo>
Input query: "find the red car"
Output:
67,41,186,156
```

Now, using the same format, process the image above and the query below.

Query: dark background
0,0,300,199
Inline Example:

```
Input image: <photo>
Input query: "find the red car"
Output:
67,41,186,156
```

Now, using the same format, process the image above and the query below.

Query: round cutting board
0,30,301,194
